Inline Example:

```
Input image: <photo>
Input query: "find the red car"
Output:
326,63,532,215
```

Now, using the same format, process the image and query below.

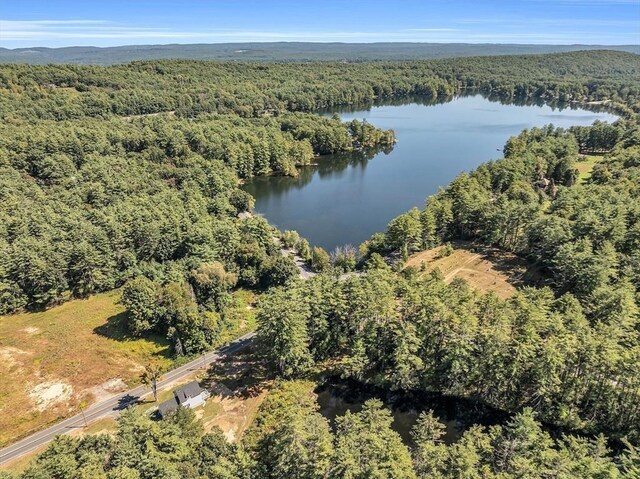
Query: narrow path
443,254,482,282
275,238,316,280
0,333,255,465
241,211,317,280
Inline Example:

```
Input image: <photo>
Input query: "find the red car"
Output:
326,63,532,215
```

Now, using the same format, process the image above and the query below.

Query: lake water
243,95,618,251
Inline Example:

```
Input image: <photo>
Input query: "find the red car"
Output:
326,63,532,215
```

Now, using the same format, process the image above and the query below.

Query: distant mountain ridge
1,42,639,65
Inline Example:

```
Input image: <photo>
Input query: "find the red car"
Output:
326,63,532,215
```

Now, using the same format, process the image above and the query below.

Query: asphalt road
0,332,256,465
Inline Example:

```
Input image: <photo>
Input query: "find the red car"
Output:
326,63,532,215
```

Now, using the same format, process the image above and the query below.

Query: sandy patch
204,390,268,442
223,428,236,442
21,327,41,335
89,378,127,402
29,382,73,411
0,347,31,370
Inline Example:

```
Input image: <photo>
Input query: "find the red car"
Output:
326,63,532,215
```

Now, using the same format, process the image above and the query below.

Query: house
157,381,210,418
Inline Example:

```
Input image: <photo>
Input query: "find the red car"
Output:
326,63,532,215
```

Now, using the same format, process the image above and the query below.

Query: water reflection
244,94,617,250
318,91,611,114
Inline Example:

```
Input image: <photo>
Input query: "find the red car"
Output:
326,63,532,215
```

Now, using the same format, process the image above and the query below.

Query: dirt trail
443,254,481,282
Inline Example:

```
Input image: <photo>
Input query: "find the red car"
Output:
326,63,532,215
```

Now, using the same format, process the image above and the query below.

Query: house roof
174,381,205,404
157,396,179,417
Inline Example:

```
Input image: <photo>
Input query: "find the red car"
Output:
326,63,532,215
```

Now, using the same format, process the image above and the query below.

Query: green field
575,154,603,182
0,289,256,448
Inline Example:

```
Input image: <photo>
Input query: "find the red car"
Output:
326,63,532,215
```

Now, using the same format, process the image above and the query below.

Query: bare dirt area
200,347,272,441
89,378,128,403
0,346,31,370
28,382,73,412
0,290,173,447
405,241,541,298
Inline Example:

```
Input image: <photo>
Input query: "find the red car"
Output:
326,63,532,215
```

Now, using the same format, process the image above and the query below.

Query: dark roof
157,396,179,417
174,381,205,404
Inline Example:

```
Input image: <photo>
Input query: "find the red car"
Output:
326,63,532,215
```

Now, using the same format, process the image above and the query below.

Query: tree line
256,119,640,446
1,51,638,122
257,267,640,442
2,381,637,479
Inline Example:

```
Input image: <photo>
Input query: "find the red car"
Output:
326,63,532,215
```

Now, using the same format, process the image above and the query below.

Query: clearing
200,346,270,441
0,289,256,447
575,154,603,183
405,241,540,298
1,344,271,474
134,345,270,442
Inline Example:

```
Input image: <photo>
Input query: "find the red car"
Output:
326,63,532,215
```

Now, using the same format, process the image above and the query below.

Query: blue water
243,95,617,251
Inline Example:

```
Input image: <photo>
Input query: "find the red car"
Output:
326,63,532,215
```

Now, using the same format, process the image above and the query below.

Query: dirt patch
405,241,540,298
21,327,41,335
89,378,128,402
199,348,273,441
0,346,31,370
29,382,73,412
204,389,269,442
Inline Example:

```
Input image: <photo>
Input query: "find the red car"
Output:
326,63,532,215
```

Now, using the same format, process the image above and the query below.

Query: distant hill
1,42,639,65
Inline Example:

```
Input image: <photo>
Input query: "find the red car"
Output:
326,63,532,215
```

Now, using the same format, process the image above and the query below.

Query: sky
1,0,639,48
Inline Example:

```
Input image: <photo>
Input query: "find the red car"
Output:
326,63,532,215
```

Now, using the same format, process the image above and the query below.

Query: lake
243,95,618,251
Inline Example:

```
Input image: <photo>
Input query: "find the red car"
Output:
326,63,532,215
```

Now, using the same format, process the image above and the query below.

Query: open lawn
0,289,257,448
200,347,271,441
575,154,603,182
405,241,541,298
126,346,270,443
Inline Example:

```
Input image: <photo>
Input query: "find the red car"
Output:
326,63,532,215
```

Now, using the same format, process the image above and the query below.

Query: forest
1,50,639,477
1,42,639,65
1,384,638,479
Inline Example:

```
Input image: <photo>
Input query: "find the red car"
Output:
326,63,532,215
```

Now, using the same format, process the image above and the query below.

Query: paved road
0,332,256,465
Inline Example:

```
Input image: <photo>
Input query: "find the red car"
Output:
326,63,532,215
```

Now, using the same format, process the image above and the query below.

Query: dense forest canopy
3,50,637,319
1,50,640,477
2,384,638,479
1,51,640,121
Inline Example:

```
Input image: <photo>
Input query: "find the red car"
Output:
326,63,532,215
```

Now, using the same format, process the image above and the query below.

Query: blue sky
1,0,639,48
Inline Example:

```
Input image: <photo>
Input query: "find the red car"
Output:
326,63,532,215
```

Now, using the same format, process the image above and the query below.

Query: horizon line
2,41,640,51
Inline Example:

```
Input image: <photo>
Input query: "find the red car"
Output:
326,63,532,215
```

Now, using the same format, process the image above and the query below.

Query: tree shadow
93,312,172,359
116,393,141,410
461,241,546,290
201,347,273,399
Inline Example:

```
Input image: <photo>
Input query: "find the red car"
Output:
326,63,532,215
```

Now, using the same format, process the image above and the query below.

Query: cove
243,95,618,251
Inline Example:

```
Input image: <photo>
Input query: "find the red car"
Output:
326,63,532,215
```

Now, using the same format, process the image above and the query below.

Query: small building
157,381,210,418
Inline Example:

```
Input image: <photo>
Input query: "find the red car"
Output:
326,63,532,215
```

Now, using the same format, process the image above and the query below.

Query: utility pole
79,402,88,428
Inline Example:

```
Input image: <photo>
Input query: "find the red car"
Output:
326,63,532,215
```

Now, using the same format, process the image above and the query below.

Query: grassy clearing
130,346,271,443
200,347,272,441
0,290,172,446
575,154,603,182
0,288,257,448
405,241,540,298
